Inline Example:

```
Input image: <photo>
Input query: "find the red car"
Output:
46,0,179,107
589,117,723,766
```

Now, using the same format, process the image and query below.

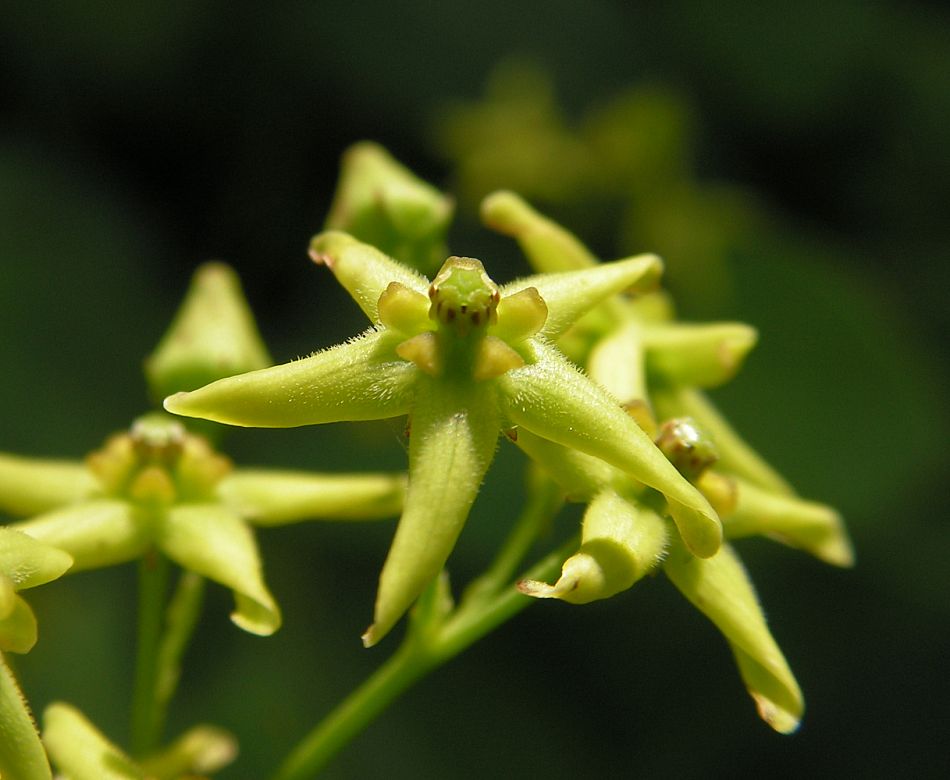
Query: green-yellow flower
486,193,853,732
3,415,405,636
164,231,722,646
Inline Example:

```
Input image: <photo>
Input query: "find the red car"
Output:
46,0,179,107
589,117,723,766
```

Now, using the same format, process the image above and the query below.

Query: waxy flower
2,261,403,637
515,421,805,733
164,231,722,646
3,415,405,636
483,190,851,556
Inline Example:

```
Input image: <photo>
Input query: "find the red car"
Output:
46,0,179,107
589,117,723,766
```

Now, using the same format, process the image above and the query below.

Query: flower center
86,414,231,506
428,257,500,337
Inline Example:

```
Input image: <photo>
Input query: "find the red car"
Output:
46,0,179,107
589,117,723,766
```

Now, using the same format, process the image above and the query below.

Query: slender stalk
271,535,577,780
463,473,564,604
151,572,206,745
272,641,432,780
130,549,170,756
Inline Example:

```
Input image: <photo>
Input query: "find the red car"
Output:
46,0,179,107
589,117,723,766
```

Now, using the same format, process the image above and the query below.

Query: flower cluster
163,144,851,733
0,142,851,776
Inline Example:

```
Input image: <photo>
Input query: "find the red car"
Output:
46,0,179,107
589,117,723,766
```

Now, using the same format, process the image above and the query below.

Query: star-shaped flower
163,231,722,646
2,262,405,637
3,414,405,636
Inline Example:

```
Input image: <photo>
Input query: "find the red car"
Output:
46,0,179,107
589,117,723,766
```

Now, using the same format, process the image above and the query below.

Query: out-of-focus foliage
1,1,948,777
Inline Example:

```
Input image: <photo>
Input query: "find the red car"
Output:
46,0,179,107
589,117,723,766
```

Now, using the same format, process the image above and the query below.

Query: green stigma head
428,257,500,336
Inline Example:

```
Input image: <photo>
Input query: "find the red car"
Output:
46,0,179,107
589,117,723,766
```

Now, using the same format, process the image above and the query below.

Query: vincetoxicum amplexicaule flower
481,190,854,732
1,263,406,637
164,230,723,647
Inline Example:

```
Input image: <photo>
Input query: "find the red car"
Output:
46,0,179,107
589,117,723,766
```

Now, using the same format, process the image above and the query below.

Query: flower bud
325,142,453,276
145,262,271,402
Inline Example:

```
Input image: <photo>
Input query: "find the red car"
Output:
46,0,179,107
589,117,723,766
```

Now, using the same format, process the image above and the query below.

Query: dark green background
2,2,948,777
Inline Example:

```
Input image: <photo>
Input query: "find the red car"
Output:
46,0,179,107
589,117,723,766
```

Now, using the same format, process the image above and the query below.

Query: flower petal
0,658,51,779
0,594,37,653
722,477,854,567
43,702,143,779
11,501,149,572
0,527,74,591
160,505,280,636
501,254,663,341
363,379,500,647
164,329,416,428
0,453,95,517
642,321,758,388
480,190,598,272
498,343,722,557
519,490,668,603
512,427,618,503
309,231,430,323
218,470,405,526
652,385,794,496
586,321,649,407
663,539,804,734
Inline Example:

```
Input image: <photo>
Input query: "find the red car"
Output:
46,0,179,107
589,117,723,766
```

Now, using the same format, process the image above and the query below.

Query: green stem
271,534,577,780
130,549,170,756
151,572,205,746
463,472,564,604
272,641,433,780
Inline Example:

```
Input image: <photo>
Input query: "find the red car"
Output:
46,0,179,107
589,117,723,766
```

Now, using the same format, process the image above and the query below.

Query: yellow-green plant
0,142,850,778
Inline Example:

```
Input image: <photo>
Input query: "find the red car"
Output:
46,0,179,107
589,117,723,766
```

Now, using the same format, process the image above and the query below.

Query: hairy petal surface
0,454,95,517
501,254,662,341
498,343,721,557
663,539,804,734
160,505,280,636
218,470,406,526
164,330,416,428
309,231,429,323
0,657,52,779
12,501,150,572
364,378,499,647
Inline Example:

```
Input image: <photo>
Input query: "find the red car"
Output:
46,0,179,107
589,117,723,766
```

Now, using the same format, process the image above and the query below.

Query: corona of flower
164,231,722,646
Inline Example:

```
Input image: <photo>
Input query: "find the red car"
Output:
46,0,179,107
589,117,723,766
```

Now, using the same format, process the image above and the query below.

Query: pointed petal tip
361,624,378,648
163,391,189,415
816,535,856,568
480,190,527,234
753,691,802,735
516,578,559,599
229,600,281,636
